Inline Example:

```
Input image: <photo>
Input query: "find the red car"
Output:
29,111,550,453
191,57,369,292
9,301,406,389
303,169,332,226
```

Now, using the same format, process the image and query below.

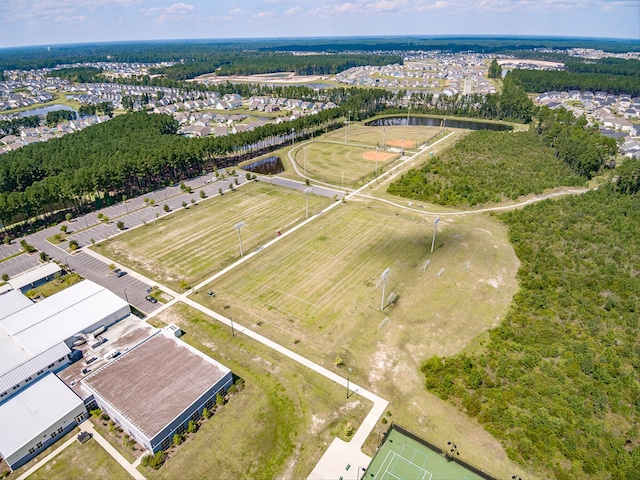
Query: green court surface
363,427,487,480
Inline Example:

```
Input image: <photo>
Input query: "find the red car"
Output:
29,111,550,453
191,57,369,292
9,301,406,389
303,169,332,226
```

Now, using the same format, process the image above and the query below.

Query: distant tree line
0,88,389,230
45,109,76,126
0,115,40,136
507,69,640,96
46,66,104,83
389,78,534,123
78,102,114,117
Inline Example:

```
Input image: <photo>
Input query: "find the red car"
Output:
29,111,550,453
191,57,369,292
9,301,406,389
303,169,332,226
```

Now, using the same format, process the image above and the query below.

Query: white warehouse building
0,374,86,470
0,280,130,400
0,280,131,471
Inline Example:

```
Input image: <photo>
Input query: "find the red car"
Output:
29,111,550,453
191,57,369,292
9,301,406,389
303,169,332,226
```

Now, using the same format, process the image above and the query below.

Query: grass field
93,182,332,291
143,303,371,480
26,438,131,480
190,198,532,478
292,141,400,187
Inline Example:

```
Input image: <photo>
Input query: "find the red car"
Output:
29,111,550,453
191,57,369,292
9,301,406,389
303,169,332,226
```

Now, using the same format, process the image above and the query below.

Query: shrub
1,274,8,282
163,204,170,212
219,188,223,195
234,378,245,392
199,190,206,199
334,355,345,367
229,183,234,190
190,198,195,205
343,421,355,437
39,252,48,262
65,213,73,222
187,420,197,434
90,408,102,418
68,240,79,251
246,172,251,180
234,178,239,185
141,451,165,470
172,433,183,446
216,392,225,406
116,221,125,230
227,384,237,395
2,235,10,245
60,225,67,233
182,201,187,208
202,407,211,419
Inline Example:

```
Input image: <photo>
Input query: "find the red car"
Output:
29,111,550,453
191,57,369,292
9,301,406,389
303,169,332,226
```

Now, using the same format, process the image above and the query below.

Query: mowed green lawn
192,198,527,478
194,198,518,368
292,141,399,187
144,303,371,480
27,438,131,480
94,182,331,291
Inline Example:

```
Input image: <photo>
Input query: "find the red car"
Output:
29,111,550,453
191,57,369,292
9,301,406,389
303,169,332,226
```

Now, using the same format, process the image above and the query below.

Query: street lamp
345,111,350,143
406,103,411,125
291,128,295,147
123,288,129,304
431,217,440,253
303,188,312,219
233,221,246,257
382,127,386,147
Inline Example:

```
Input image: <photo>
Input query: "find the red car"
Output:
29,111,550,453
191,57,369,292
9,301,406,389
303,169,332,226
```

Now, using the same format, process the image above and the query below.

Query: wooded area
508,69,640,96
421,185,640,479
387,130,585,206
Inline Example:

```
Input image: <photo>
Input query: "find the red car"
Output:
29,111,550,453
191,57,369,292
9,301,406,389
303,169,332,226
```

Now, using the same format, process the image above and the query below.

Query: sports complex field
364,426,487,480
94,182,331,291
292,141,399,187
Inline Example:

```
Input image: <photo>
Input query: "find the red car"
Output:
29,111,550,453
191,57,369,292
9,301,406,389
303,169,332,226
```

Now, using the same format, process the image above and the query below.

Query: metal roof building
7,263,61,293
84,331,233,453
0,281,130,401
0,373,86,471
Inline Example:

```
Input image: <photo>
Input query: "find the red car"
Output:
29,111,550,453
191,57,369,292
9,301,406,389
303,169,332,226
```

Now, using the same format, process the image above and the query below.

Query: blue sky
2,0,639,49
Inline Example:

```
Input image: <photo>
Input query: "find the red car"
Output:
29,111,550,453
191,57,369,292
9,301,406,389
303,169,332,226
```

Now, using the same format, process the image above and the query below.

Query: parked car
116,271,127,278
146,295,158,304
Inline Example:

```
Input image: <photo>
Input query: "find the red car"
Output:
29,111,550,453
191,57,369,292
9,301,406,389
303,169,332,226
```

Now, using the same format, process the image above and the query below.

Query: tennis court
363,426,489,480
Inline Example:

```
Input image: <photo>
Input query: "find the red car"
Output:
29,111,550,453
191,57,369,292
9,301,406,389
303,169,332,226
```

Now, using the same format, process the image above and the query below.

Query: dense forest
0,88,390,229
1,37,638,71
421,182,640,479
507,69,640,96
150,53,403,80
388,106,617,207
387,130,586,206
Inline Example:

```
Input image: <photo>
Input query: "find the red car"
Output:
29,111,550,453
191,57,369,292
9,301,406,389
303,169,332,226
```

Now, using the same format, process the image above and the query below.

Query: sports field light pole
382,127,386,148
345,111,350,143
406,103,411,125
378,267,390,311
431,217,440,253
303,188,312,219
233,221,246,257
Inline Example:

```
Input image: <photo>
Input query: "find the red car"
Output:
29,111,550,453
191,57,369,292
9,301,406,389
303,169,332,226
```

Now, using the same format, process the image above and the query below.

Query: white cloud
251,10,275,20
286,6,302,14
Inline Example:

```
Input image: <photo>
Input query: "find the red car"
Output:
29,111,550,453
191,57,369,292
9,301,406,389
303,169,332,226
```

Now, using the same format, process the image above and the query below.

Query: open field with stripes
93,182,332,292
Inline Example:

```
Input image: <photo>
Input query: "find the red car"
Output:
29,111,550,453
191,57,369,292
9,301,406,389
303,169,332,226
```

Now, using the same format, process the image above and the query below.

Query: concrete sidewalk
82,421,146,480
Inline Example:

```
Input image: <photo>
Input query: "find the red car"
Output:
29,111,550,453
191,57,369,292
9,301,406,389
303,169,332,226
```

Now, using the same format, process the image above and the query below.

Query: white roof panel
0,290,33,321
0,343,71,393
0,332,30,377
0,280,129,356
0,373,83,459
8,263,61,291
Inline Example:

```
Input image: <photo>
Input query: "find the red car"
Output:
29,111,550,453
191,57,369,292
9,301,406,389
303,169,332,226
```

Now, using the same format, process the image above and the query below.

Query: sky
1,0,639,49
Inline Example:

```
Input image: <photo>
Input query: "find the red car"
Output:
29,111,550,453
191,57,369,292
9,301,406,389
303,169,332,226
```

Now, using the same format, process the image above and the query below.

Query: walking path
15,421,145,480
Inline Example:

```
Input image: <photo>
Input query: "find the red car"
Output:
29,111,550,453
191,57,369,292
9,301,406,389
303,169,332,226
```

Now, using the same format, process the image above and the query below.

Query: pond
242,156,284,175
366,116,512,131
20,104,77,117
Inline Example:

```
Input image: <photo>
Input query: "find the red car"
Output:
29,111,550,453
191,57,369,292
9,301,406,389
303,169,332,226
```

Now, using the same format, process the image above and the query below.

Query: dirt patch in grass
362,151,396,161
387,138,417,148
